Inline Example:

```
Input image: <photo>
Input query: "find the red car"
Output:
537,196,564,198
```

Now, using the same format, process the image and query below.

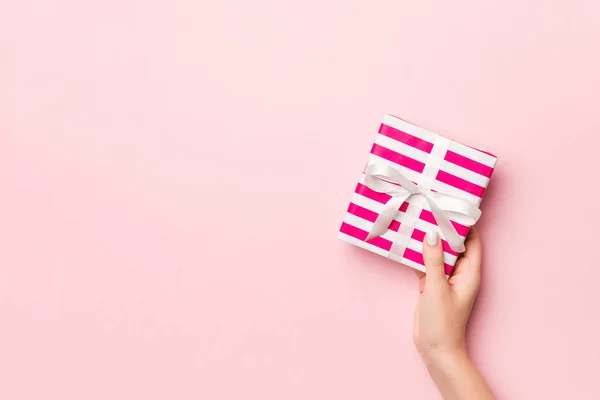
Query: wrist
421,346,469,372
420,346,496,400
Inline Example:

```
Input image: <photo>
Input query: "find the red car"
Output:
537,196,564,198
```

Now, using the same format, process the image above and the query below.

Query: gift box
338,114,497,275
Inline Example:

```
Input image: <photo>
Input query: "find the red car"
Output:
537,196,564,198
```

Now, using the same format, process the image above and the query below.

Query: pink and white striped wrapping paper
338,114,497,275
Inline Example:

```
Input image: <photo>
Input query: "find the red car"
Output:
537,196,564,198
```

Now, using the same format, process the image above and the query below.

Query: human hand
412,228,495,399
413,228,482,362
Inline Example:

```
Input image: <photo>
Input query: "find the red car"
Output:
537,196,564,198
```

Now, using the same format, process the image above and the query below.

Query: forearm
423,349,496,400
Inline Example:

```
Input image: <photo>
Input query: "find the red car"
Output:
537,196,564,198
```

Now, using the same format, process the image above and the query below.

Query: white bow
364,163,481,252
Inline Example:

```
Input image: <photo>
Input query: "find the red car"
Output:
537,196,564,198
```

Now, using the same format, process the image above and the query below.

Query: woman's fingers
418,228,481,288
449,228,483,289
422,229,448,287
462,228,483,271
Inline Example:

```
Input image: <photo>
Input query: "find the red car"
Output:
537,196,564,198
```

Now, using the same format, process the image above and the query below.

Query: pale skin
414,228,496,400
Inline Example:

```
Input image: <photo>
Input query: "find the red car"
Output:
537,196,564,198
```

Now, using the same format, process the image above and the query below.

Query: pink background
0,1,599,399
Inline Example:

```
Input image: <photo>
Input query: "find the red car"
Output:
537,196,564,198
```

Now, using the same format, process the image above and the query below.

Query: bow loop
364,163,419,194
363,162,480,253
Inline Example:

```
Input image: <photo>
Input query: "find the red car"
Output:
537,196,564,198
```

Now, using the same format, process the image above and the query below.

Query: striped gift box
339,114,497,275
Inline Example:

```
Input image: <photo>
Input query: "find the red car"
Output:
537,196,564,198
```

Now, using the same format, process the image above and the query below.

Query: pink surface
0,1,599,399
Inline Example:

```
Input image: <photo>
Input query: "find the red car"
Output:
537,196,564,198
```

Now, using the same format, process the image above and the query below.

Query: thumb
422,230,447,287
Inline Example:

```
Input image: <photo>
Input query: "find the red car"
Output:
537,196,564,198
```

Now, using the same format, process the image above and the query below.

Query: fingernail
427,230,439,246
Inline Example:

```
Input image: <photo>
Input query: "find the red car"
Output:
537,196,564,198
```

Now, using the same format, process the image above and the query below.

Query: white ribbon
364,163,481,253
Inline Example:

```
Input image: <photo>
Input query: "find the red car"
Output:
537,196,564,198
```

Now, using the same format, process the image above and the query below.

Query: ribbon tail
426,197,467,253
366,191,412,241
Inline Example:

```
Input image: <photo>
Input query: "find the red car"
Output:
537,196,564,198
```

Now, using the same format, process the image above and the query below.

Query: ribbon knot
364,163,481,253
